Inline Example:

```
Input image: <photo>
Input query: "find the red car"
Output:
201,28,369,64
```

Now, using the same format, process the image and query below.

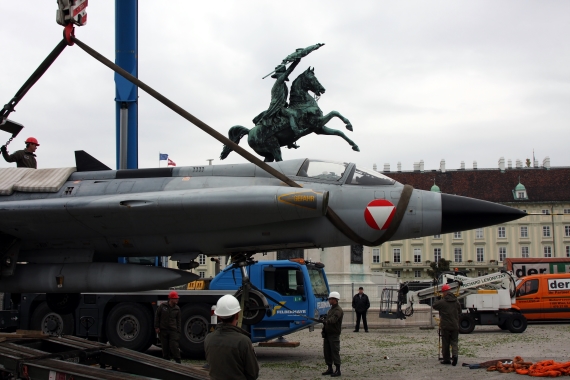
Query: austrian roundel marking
364,199,396,230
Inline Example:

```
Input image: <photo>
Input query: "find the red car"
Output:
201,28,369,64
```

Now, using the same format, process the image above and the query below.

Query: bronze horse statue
220,67,359,162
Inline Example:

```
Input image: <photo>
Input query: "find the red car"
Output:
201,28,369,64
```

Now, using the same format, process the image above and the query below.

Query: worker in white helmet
204,294,259,380
321,291,344,377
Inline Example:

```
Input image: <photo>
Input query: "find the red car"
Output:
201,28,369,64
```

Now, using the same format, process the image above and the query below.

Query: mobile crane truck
380,271,527,334
0,258,331,356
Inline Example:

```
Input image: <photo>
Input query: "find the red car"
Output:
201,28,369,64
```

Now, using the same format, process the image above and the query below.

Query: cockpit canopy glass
297,159,395,186
346,166,395,186
297,160,347,181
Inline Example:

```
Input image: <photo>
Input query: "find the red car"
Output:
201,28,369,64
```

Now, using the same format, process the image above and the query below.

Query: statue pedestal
305,247,375,285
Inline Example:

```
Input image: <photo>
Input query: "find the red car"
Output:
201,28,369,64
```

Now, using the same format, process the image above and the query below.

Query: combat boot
331,365,341,377
322,365,333,375
452,356,458,366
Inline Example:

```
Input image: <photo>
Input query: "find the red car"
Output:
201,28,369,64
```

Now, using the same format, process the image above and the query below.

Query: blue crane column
115,0,138,169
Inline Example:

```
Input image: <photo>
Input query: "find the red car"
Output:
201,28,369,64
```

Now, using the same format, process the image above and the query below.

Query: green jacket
323,303,344,336
2,149,37,168
154,302,181,332
204,324,259,380
433,292,462,331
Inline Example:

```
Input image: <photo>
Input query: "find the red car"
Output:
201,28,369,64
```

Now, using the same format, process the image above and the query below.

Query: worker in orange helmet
154,290,181,363
1,137,39,169
433,283,462,366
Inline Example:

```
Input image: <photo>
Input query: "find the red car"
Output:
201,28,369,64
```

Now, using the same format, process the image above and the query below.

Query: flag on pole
159,153,168,161
167,158,176,167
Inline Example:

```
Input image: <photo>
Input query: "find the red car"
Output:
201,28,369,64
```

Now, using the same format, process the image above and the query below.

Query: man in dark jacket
433,284,462,366
154,291,181,363
1,137,39,168
352,286,370,332
205,294,259,380
321,291,344,377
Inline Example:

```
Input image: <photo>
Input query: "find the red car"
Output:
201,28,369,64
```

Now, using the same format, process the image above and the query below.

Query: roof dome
515,182,526,191
430,181,441,193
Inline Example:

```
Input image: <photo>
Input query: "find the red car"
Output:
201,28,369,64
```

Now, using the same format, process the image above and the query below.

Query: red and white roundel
364,200,396,230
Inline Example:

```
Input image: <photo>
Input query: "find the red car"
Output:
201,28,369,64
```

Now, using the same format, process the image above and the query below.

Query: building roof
384,167,570,203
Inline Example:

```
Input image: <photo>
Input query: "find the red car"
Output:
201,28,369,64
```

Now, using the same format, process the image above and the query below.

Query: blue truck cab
209,259,331,342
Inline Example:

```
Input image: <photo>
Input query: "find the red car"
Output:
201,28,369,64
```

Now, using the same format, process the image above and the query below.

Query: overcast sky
0,1,568,172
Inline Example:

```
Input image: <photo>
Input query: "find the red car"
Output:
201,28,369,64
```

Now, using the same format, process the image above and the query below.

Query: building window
433,248,441,262
198,254,206,265
454,232,462,239
454,248,462,263
394,270,401,278
476,247,484,262
476,228,484,239
520,226,528,238
566,246,570,258
477,271,485,277
413,248,422,263
372,248,380,263
498,227,506,238
414,270,421,278
565,226,570,237
499,247,507,262
433,234,441,239
521,246,529,258
564,209,570,214
544,246,552,258
393,248,401,263
542,209,550,215
199,271,205,278
543,226,551,237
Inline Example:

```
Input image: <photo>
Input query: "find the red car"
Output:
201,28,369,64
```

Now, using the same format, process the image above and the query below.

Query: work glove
1,145,6,153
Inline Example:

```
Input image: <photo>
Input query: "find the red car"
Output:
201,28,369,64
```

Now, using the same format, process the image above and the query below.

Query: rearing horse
220,67,359,162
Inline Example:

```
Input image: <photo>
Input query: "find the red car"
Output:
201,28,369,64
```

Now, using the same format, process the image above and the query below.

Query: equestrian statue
220,43,359,162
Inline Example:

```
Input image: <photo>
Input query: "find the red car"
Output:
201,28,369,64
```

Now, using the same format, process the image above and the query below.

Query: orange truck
515,273,570,320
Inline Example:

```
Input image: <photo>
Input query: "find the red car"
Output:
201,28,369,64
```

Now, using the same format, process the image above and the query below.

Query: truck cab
210,258,331,342
515,273,570,321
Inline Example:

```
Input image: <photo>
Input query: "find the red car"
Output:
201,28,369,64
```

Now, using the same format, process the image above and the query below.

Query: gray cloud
0,1,568,172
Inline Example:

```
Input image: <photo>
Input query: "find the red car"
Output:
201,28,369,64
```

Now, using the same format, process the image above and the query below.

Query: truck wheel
106,303,153,352
498,321,508,330
237,293,265,325
30,302,74,336
179,305,211,357
458,314,475,334
506,314,527,333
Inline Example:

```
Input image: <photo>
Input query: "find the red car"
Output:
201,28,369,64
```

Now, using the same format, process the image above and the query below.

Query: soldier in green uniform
204,294,259,380
433,284,462,366
1,137,39,169
154,291,181,363
321,291,344,377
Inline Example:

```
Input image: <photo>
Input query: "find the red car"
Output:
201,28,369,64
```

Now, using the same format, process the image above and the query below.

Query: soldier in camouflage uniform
321,291,344,377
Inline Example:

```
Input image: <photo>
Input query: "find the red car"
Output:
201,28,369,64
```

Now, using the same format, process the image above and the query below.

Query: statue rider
253,58,303,137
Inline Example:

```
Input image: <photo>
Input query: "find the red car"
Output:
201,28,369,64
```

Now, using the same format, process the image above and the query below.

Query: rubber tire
458,313,476,334
236,293,265,325
179,305,211,357
506,314,527,333
106,303,153,352
30,302,74,336
46,293,80,315
498,321,508,330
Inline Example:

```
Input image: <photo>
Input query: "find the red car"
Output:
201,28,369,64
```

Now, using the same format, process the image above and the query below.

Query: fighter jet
0,152,525,300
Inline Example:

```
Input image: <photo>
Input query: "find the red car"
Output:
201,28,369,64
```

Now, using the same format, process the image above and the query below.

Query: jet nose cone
441,193,526,234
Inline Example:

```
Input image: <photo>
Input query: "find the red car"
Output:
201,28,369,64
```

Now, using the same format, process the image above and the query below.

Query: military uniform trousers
440,329,459,360
160,330,181,360
323,334,341,366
